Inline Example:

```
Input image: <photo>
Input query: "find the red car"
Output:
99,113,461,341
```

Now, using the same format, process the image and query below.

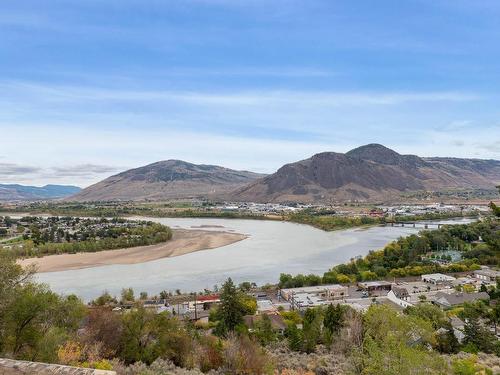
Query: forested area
0,216,172,258
279,217,499,288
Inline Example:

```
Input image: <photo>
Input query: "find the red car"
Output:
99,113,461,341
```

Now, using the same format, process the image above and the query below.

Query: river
35,217,474,300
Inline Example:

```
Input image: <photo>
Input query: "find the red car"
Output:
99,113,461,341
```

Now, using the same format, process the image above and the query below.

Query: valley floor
17,229,247,272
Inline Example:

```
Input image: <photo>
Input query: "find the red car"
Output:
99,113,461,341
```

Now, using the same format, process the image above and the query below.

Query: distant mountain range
0,184,81,201
69,160,265,202
10,144,500,203
232,144,500,202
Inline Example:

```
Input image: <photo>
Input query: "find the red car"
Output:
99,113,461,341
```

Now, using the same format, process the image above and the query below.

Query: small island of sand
18,229,247,273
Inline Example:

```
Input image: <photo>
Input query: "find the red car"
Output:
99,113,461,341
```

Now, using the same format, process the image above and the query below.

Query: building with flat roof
358,281,392,294
280,284,348,302
421,273,456,284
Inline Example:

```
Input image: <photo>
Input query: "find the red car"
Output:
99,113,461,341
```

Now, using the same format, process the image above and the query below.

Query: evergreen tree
302,308,323,353
489,186,500,217
285,323,303,351
254,314,276,345
324,303,345,335
463,318,497,353
215,278,245,336
489,303,500,336
435,325,459,354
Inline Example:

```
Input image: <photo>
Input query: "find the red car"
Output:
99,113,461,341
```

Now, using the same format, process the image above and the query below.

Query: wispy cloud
52,164,123,177
451,140,465,147
157,67,335,78
477,141,500,153
0,81,479,106
0,163,41,176
0,80,483,148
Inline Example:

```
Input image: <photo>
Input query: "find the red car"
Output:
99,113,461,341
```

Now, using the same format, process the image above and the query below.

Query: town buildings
421,273,456,284
280,284,348,310
474,267,500,283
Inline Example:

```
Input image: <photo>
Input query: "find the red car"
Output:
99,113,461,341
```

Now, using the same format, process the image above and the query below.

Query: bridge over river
384,221,444,229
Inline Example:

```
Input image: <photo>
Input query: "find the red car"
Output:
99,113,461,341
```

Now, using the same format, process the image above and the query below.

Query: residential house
432,291,490,308
474,267,500,283
190,294,220,311
142,299,167,309
391,285,410,301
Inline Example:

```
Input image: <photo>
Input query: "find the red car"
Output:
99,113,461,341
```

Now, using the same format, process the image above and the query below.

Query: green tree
435,325,459,354
159,290,169,299
120,288,135,304
3,283,85,360
361,305,448,374
119,306,156,364
405,303,447,329
253,314,276,346
323,304,345,335
488,303,500,335
214,278,249,336
489,185,500,217
285,323,303,351
91,291,117,306
302,308,323,353
463,318,497,354
238,281,252,292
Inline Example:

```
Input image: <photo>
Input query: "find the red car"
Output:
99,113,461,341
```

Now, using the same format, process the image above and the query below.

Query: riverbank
34,217,474,300
0,206,475,233
18,229,247,272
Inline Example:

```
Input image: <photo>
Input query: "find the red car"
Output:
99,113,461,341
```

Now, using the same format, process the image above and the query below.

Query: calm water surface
35,217,474,300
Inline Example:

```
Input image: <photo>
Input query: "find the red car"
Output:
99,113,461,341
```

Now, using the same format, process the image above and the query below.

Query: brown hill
69,160,264,202
231,144,500,203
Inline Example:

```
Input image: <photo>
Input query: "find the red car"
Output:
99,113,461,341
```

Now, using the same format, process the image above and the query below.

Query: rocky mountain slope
231,144,500,203
69,160,264,202
0,184,81,201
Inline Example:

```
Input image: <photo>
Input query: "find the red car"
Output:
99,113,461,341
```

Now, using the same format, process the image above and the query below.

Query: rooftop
422,273,456,281
281,284,347,294
433,291,490,306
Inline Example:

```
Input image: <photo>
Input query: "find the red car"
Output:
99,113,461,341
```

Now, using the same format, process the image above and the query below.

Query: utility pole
194,292,197,321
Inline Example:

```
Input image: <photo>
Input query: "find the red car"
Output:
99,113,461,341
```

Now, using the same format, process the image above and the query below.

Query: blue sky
1,0,499,186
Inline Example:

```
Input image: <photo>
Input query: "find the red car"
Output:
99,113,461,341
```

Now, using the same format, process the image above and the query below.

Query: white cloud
52,164,124,177
0,163,41,176
0,81,479,106
477,141,500,153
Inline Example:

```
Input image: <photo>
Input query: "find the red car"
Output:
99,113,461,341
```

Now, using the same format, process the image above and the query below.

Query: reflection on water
35,217,475,300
